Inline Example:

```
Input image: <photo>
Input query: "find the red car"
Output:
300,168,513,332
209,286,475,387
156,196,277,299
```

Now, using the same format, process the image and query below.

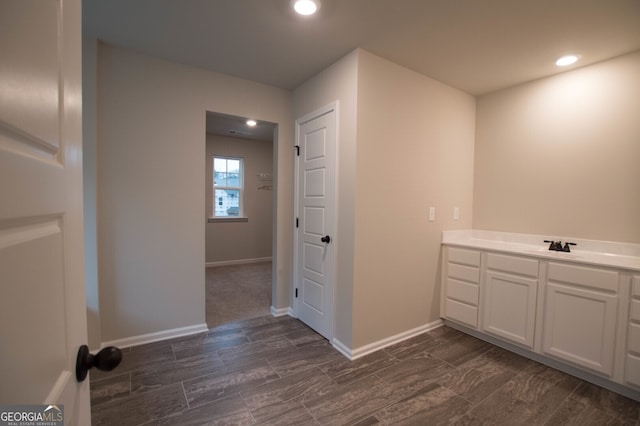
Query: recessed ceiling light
291,0,321,15
246,119,257,127
555,54,580,67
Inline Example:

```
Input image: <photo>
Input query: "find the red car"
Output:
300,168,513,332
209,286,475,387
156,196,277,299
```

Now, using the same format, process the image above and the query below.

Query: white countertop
442,230,640,272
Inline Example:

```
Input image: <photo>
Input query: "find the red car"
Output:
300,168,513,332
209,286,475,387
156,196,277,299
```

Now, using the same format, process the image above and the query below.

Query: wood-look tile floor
90,316,640,425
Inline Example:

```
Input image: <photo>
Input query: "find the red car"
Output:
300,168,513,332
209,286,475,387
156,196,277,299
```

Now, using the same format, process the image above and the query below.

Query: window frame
209,155,247,222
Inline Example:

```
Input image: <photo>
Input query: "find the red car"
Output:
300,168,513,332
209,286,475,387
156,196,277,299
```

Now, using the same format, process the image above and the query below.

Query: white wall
293,50,359,348
353,50,476,348
474,50,640,243
205,134,273,264
97,43,292,342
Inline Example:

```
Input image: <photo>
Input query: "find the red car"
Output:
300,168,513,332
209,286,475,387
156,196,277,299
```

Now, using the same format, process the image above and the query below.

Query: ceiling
83,0,640,96
206,112,275,142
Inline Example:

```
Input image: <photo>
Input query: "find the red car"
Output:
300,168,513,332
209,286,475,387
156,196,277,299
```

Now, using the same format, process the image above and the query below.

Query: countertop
442,230,640,272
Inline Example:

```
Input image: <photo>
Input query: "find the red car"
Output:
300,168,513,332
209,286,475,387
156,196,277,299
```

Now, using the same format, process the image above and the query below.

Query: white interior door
0,0,90,423
294,104,337,340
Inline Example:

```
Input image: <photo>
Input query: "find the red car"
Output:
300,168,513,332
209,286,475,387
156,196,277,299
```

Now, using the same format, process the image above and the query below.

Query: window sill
208,217,248,223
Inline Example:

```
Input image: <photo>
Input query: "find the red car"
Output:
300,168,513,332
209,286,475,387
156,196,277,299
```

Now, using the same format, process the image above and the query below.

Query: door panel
0,0,89,422
305,128,326,160
0,0,60,146
303,242,324,274
304,168,326,197
1,220,67,398
303,278,324,312
295,106,336,340
304,207,324,235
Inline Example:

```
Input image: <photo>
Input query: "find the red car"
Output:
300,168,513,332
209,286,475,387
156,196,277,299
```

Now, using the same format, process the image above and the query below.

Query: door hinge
296,218,299,228
295,288,298,298
295,145,300,156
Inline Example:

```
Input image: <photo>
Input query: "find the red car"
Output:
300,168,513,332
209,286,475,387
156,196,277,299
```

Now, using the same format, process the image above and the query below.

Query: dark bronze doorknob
76,345,122,382
321,235,331,243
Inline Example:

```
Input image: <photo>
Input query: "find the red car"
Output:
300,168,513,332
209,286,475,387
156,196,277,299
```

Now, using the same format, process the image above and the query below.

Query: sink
523,247,584,260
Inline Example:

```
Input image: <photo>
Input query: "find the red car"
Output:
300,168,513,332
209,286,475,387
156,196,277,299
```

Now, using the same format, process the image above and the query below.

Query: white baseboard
331,338,353,359
206,257,272,268
332,319,444,360
271,306,294,317
100,323,209,350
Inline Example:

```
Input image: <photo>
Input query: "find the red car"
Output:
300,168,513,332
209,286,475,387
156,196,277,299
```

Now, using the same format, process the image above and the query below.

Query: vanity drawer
448,247,481,267
447,263,480,284
446,298,478,328
446,278,479,306
547,262,618,293
487,253,539,277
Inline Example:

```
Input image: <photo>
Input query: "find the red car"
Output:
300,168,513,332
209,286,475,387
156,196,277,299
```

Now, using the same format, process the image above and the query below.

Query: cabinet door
483,271,537,348
543,283,617,376
626,323,640,387
625,275,640,387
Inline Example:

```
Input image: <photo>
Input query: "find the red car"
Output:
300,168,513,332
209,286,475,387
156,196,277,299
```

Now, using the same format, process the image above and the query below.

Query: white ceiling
206,112,275,142
83,0,640,96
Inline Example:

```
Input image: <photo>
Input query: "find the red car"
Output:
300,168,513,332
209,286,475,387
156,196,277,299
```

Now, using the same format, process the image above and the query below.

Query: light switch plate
453,207,460,220
429,207,436,221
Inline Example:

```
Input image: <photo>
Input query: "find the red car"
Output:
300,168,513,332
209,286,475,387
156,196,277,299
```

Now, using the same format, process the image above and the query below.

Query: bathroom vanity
441,230,640,401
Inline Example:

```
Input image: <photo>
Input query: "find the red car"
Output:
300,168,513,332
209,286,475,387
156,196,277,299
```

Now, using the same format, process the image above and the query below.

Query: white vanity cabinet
542,262,619,377
625,275,640,387
441,230,640,401
482,253,539,349
442,247,481,328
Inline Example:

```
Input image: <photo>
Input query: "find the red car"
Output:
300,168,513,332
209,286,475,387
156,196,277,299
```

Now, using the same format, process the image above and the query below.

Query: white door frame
293,101,339,340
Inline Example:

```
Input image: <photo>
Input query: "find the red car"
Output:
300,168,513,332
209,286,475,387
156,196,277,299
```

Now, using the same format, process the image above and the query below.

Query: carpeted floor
205,261,272,328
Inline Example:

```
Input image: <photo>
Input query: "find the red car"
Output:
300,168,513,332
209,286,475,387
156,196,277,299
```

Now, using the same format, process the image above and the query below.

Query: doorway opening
204,111,277,328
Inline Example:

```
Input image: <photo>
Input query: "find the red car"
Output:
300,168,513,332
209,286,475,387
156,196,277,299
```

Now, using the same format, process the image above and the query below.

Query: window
213,156,243,218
